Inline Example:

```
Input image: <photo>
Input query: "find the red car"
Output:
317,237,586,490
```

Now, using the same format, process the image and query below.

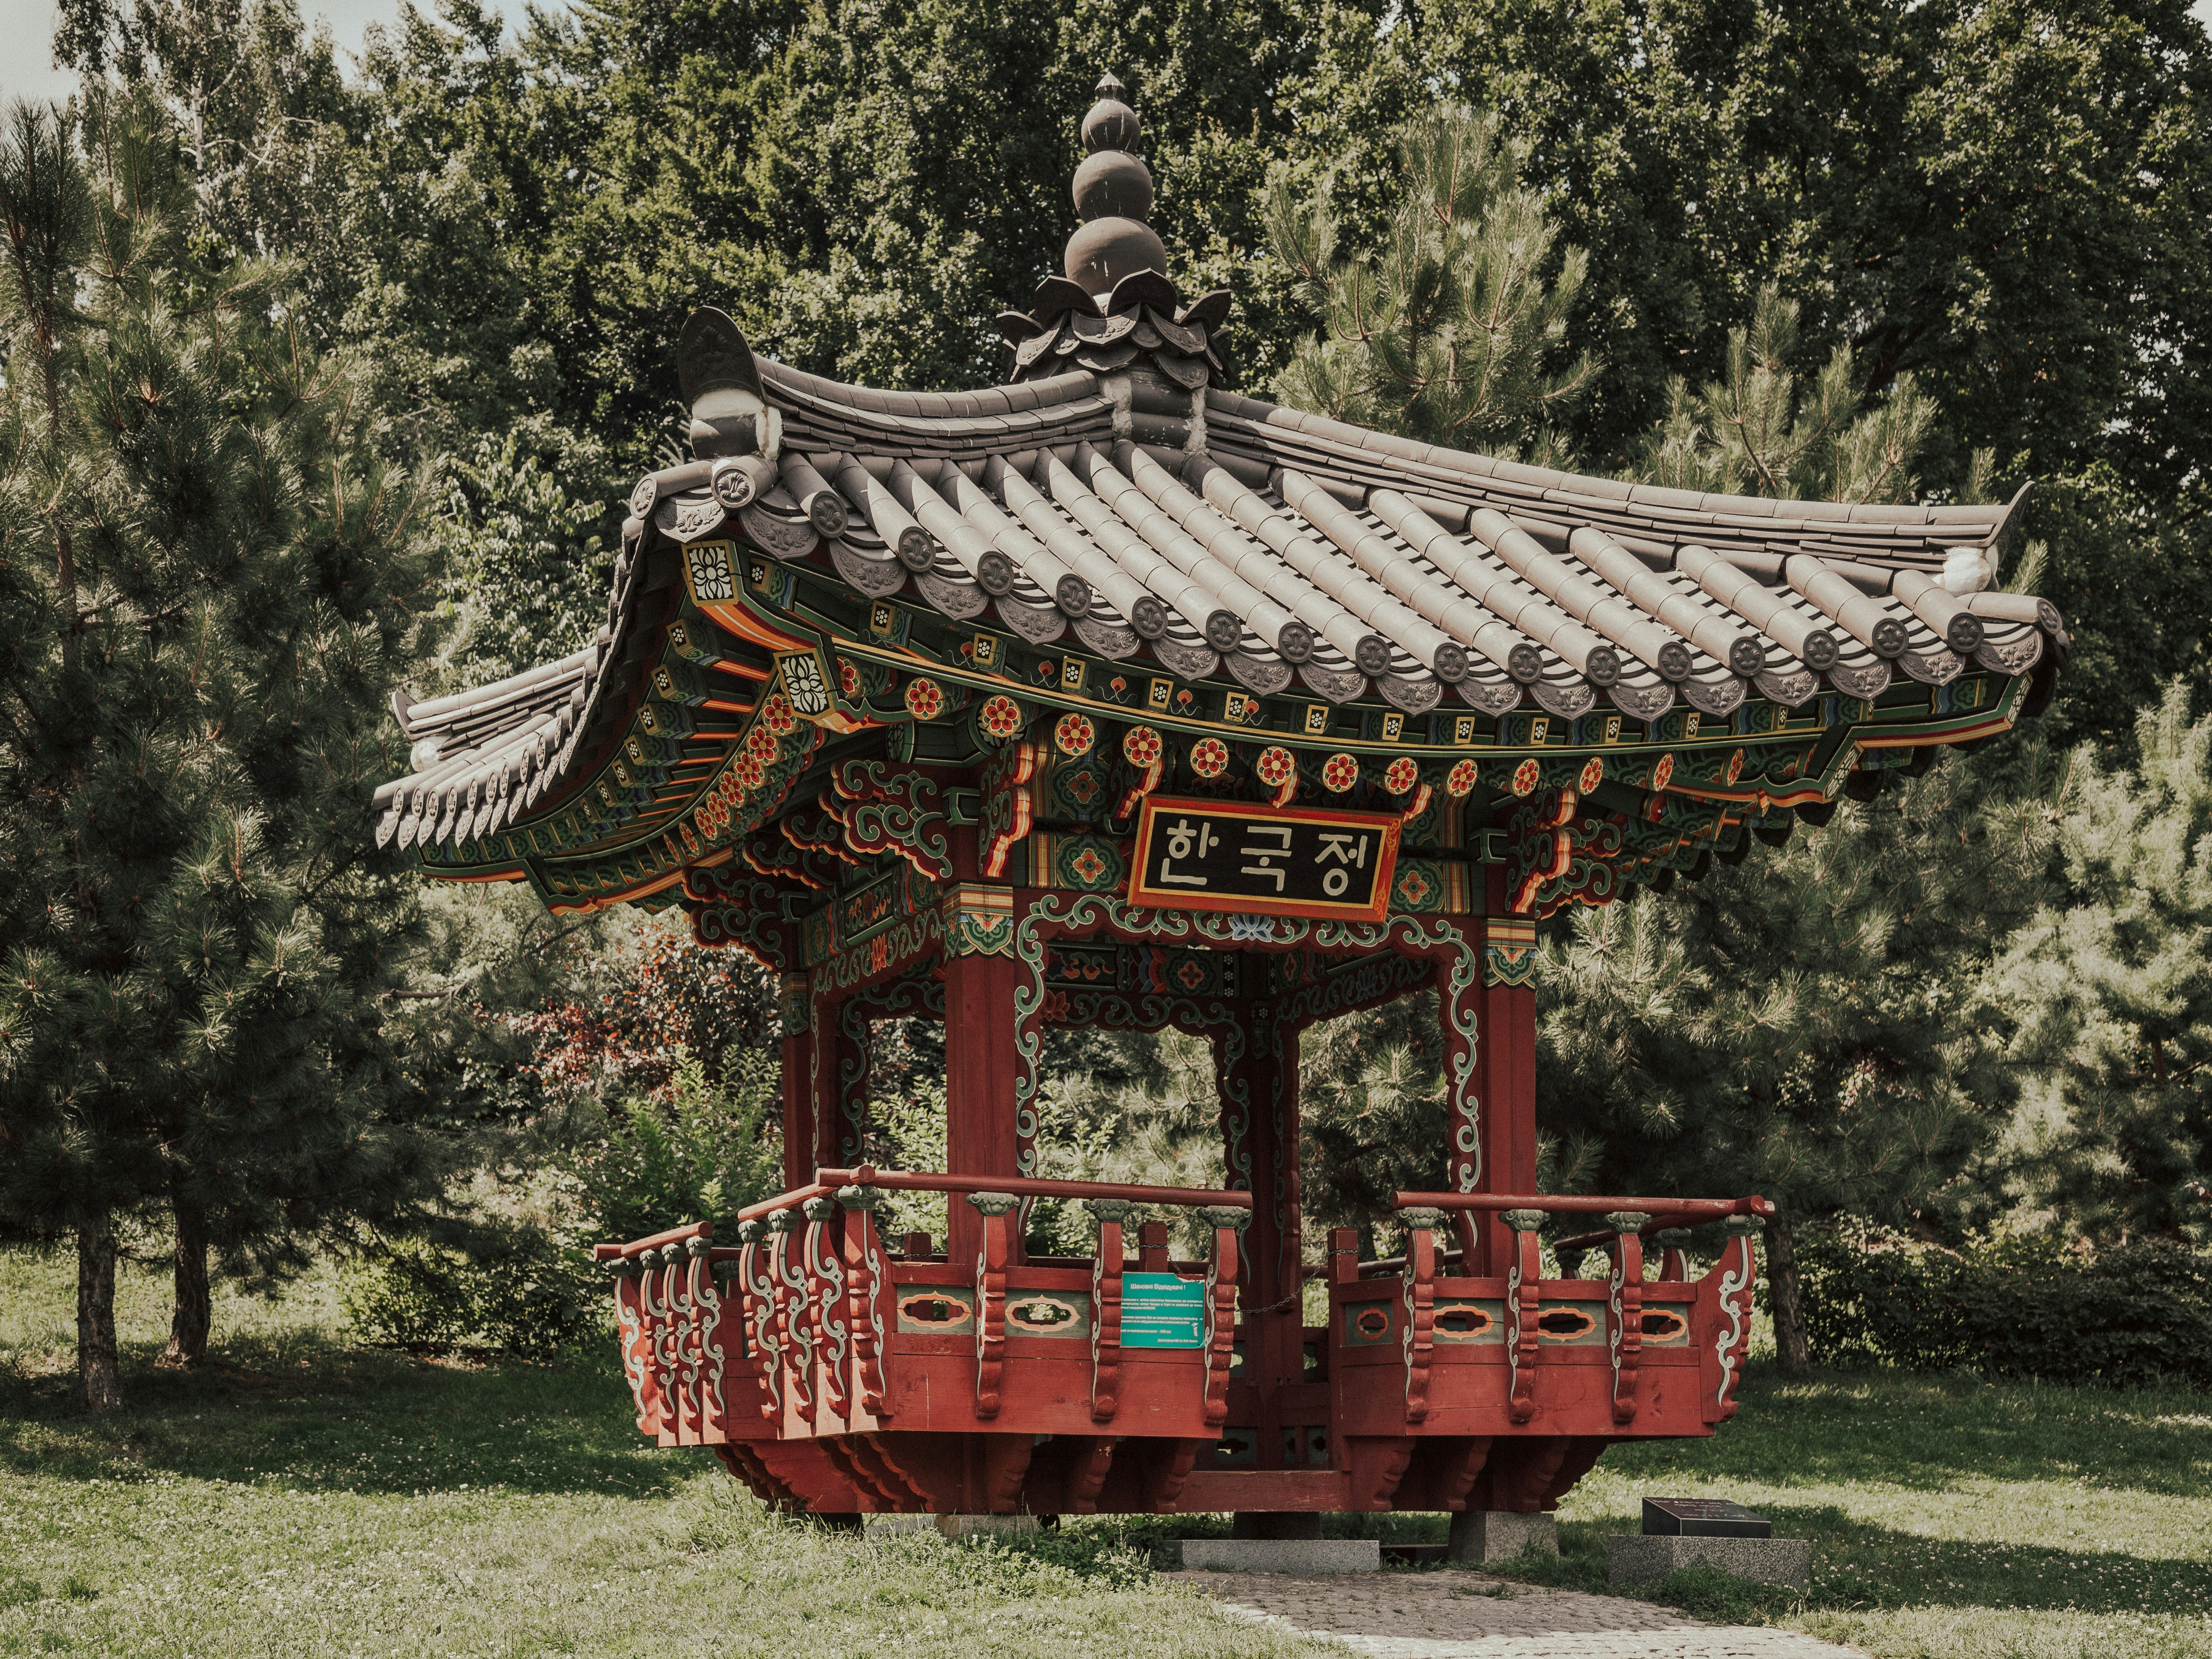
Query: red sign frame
1125,796,1403,923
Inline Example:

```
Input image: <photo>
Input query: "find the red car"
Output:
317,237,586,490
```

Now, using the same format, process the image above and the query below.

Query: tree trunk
77,1214,123,1411
162,1200,211,1367
1765,1214,1812,1377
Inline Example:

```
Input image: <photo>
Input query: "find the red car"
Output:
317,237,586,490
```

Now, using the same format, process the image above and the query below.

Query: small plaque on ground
1120,1272,1206,1348
1641,1498,1772,1538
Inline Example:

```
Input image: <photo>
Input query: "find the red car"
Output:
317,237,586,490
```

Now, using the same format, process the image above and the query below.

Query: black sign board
1641,1498,1773,1539
1127,797,1402,922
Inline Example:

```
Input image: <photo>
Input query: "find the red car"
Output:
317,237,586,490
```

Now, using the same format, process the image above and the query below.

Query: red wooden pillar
942,949,1023,1262
1475,869,1540,1275
778,973,815,1193
809,994,867,1177
1216,1006,1301,1465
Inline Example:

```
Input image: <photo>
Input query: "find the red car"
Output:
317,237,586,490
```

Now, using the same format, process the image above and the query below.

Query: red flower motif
1053,713,1096,757
1070,847,1109,886
1511,758,1540,797
837,658,860,697
1578,757,1605,794
904,678,945,720
1188,737,1230,778
980,694,1025,738
1255,745,1296,788
1123,725,1164,766
1652,753,1675,791
1321,753,1359,793
1383,756,1421,795
1445,758,1480,798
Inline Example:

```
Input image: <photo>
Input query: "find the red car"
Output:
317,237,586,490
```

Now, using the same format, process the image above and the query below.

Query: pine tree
1265,106,1600,460
1995,682,2212,1241
0,96,438,1402
1536,750,2056,1371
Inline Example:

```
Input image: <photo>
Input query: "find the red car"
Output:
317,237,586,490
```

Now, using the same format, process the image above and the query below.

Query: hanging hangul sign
1127,797,1402,922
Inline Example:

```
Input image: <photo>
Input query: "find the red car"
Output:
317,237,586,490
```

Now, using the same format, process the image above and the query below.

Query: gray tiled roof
374,354,2059,861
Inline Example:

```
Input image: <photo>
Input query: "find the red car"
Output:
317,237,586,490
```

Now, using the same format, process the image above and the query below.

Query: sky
1,0,422,102
5,0,2211,106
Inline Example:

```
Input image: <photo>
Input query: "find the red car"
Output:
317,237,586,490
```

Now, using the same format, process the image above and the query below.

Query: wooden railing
596,1171,1254,1446
1376,1192,1767,1434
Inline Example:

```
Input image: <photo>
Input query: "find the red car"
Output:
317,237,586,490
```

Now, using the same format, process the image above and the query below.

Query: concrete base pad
1447,1510,1559,1563
864,1514,1041,1538
1607,1534,1812,1593
1176,1538,1381,1573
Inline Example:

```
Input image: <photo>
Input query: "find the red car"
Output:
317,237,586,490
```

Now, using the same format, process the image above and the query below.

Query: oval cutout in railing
1640,1308,1689,1341
1354,1306,1391,1339
898,1293,974,1329
1007,1294,1080,1333
1536,1307,1597,1340
1435,1306,1493,1337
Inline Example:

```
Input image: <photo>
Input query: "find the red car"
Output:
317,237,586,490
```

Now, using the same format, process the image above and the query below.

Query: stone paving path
1162,1570,1868,1659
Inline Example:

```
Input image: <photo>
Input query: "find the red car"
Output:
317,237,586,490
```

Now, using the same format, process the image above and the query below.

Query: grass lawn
3,1247,2208,1659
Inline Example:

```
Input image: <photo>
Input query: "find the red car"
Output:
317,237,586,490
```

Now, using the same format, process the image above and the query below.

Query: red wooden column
778,972,815,1193
1475,870,1540,1275
942,948,1024,1262
1215,1004,1302,1464
808,994,867,1177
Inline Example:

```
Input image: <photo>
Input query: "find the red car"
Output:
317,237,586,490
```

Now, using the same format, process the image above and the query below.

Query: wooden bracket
737,1219,784,1425
804,1195,851,1421
1607,1211,1649,1425
839,1186,893,1418
1503,1209,1544,1424
608,1258,663,1438
1399,1206,1446,1424
768,1209,817,1425
1087,1199,1134,1423
970,1193,1018,1418
1200,1206,1245,1428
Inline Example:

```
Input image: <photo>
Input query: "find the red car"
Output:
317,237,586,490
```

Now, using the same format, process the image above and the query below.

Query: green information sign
1120,1272,1207,1349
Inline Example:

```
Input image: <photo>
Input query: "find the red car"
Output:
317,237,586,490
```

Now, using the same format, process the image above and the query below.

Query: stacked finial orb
1064,72,1169,296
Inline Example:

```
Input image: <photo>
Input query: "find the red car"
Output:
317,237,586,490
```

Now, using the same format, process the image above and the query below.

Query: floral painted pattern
1511,757,1540,797
1651,753,1675,791
1122,724,1165,767
1188,736,1230,778
1724,747,1745,784
1255,746,1296,789
1578,757,1605,794
980,694,1026,739
1069,846,1110,886
1446,758,1480,798
1053,712,1096,757
903,677,944,720
1321,753,1360,793
1383,756,1421,795
837,658,861,698
762,693,797,736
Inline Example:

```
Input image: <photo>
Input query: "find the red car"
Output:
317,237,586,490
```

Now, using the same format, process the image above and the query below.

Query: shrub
1799,1221,2212,1388
345,1050,782,1356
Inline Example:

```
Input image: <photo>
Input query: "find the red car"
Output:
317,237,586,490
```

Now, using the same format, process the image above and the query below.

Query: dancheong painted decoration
376,74,2063,1522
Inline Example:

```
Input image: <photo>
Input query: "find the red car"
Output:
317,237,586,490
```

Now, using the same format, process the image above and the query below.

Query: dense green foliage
1798,1223,2212,1389
0,96,447,1402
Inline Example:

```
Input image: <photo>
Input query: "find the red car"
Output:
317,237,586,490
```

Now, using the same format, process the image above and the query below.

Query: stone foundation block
1606,1533,1812,1593
864,1513,1041,1538
1445,1510,1558,1564
1176,1538,1381,1573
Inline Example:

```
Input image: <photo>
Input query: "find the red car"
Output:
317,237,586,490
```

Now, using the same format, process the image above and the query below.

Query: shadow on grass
0,1334,696,1500
1476,1505,2212,1623
1599,1361,2212,1500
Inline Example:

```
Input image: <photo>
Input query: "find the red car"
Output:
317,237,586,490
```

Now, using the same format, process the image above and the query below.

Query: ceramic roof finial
1064,69,1167,299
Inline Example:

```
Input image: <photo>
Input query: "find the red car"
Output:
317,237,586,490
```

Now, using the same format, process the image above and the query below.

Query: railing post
737,1217,784,1425
803,1195,851,1420
1655,1227,1692,1282
1501,1208,1545,1424
1606,1211,1651,1425
1085,1198,1135,1424
1398,1206,1447,1424
705,1254,745,1440
674,1236,713,1443
641,1244,682,1440
606,1257,662,1437
1199,1205,1248,1428
1714,1215,1762,1421
838,1185,893,1419
968,1191,1019,1419
767,1207,816,1425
